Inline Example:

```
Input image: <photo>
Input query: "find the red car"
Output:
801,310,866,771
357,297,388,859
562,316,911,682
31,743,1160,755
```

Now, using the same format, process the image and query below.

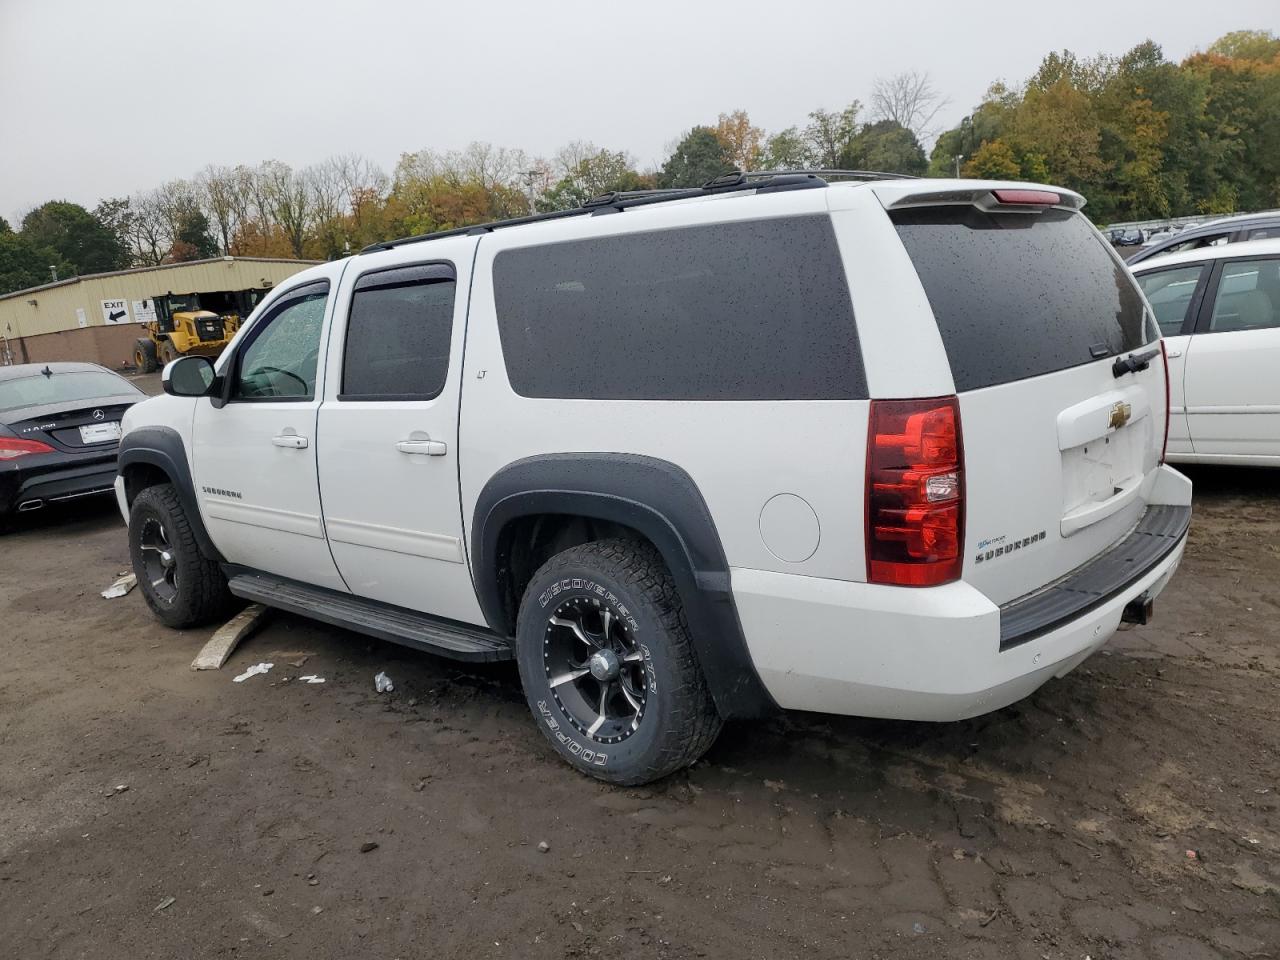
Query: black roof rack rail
360,167,915,254
744,168,922,182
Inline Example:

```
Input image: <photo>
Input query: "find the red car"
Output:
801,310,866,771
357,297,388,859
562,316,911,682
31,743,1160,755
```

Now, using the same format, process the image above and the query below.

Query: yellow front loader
132,290,265,373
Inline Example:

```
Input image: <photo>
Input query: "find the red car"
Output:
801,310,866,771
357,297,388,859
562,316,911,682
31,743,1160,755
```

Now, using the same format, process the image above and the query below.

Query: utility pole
954,155,964,178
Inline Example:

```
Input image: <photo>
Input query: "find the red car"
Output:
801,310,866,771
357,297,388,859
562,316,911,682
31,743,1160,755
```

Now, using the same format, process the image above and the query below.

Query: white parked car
1131,237,1280,465
114,173,1192,784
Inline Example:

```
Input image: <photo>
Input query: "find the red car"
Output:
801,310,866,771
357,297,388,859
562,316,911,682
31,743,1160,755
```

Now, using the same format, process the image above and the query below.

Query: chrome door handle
272,434,309,449
396,439,447,456
1165,350,1183,359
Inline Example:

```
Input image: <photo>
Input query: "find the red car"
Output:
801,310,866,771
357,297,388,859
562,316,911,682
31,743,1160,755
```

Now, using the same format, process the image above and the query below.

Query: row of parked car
1108,210,1280,264
0,174,1273,784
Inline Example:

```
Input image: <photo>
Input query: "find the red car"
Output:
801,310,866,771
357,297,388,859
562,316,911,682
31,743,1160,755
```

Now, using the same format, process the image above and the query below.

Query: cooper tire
516,539,722,785
129,483,232,628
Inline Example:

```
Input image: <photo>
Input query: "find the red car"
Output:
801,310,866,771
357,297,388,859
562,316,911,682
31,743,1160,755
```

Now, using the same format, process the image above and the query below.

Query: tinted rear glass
0,371,141,412
493,216,866,400
892,207,1152,391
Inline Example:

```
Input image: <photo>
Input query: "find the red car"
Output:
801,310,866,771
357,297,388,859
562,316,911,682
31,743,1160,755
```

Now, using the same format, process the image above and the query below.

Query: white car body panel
116,175,1193,726
193,261,349,590
1132,237,1280,466
459,187,871,585
315,236,487,624
737,463,1191,718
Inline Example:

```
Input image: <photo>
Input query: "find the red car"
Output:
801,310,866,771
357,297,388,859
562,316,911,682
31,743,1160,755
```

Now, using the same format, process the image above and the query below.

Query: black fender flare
471,453,774,719
117,425,224,562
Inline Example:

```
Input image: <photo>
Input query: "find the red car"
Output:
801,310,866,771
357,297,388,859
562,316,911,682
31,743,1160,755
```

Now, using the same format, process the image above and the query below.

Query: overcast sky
0,0,1273,223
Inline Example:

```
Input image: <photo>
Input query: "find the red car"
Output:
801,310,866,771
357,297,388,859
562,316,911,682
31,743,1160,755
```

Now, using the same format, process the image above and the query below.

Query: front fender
117,425,224,562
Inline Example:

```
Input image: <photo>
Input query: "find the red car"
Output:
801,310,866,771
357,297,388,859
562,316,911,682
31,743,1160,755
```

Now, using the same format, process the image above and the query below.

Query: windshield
0,371,142,412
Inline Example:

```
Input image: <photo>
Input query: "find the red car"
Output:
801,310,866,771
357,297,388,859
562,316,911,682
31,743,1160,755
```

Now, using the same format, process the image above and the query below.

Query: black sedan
0,362,145,527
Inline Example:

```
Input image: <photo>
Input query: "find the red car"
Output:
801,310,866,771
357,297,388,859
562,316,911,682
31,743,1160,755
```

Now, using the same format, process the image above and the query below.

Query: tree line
2,29,1275,296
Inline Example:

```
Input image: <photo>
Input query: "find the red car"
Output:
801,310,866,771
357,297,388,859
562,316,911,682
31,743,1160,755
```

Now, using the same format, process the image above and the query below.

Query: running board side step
226,572,513,663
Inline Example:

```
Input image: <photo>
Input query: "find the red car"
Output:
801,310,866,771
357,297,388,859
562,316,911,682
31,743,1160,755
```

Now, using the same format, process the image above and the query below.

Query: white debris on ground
374,672,394,693
232,662,274,683
298,675,325,684
100,573,137,599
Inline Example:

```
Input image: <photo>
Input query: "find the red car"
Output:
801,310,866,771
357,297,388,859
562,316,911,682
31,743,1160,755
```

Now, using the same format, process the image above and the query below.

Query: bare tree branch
870,71,951,143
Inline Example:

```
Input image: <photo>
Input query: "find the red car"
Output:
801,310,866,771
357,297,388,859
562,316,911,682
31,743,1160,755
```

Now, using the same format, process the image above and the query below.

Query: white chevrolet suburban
116,172,1192,785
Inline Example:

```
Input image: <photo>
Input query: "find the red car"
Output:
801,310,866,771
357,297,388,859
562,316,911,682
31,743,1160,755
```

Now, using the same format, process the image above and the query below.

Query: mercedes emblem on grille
92,409,105,421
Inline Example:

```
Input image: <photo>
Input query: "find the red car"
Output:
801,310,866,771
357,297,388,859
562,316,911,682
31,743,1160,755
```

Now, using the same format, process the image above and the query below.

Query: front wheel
516,539,722,785
129,483,232,628
134,338,158,373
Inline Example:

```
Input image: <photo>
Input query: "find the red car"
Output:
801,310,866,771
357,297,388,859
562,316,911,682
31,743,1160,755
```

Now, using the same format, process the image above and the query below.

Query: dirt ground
1,460,1277,960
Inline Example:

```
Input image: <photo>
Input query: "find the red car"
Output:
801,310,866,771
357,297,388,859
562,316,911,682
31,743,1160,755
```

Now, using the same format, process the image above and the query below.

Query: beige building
0,257,319,368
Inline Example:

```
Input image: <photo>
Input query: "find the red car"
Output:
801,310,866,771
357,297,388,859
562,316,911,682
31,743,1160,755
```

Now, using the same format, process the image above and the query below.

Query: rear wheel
516,539,722,785
134,338,158,373
129,483,231,628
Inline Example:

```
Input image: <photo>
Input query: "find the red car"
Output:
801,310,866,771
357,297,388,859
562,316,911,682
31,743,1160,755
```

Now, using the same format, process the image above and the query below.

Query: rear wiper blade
1112,346,1160,378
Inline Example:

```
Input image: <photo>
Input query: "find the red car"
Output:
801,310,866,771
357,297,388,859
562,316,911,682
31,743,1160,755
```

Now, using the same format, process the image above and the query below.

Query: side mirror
163,355,216,397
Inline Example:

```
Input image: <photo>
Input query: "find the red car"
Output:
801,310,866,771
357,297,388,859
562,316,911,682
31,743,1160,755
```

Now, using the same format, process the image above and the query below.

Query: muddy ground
1,461,1277,960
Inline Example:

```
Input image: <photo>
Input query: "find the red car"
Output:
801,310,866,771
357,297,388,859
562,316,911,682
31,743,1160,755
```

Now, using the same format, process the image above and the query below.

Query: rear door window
341,263,456,400
891,207,1153,391
1135,264,1208,336
492,216,865,400
1209,258,1280,333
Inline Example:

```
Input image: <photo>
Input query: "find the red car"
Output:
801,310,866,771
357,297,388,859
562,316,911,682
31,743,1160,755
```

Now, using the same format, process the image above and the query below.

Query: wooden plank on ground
191,604,271,671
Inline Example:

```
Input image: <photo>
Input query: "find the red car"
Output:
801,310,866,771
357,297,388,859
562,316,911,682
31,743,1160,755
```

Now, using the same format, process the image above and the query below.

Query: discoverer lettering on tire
515,538,722,785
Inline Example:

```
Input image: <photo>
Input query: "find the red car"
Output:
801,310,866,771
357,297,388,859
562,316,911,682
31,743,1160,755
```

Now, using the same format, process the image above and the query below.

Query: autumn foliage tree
7,26,1274,297
936,31,1280,221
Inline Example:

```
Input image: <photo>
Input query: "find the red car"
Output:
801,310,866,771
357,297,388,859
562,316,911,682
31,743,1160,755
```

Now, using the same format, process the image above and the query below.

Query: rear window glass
0,371,141,412
892,207,1153,391
492,216,866,400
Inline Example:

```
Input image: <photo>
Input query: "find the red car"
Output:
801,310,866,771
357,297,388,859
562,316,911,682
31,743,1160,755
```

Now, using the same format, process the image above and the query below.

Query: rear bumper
733,467,1192,722
0,454,119,515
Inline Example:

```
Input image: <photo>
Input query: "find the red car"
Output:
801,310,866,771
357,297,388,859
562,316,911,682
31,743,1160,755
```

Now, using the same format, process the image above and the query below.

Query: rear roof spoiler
875,183,1086,213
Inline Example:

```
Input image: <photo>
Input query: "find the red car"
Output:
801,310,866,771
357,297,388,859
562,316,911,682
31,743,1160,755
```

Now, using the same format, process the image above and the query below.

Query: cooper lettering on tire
515,538,722,785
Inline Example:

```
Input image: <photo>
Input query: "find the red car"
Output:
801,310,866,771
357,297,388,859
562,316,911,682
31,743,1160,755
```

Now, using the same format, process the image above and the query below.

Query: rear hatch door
885,189,1165,606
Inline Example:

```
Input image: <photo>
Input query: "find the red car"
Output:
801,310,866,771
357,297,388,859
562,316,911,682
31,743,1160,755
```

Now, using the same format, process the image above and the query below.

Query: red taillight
865,397,965,587
1160,339,1171,464
0,437,56,460
992,189,1060,206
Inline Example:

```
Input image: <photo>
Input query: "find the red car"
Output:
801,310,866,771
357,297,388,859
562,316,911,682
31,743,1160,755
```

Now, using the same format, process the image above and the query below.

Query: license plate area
79,421,122,444
1060,421,1147,536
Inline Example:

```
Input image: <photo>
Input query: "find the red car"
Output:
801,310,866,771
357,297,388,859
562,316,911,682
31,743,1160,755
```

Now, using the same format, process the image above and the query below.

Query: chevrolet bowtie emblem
1109,401,1132,430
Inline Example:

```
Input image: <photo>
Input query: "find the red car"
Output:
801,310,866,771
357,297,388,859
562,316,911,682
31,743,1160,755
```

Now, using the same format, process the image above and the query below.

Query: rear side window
1209,258,1280,333
1166,233,1230,254
892,207,1152,391
1135,264,1206,336
342,263,456,400
492,216,866,400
